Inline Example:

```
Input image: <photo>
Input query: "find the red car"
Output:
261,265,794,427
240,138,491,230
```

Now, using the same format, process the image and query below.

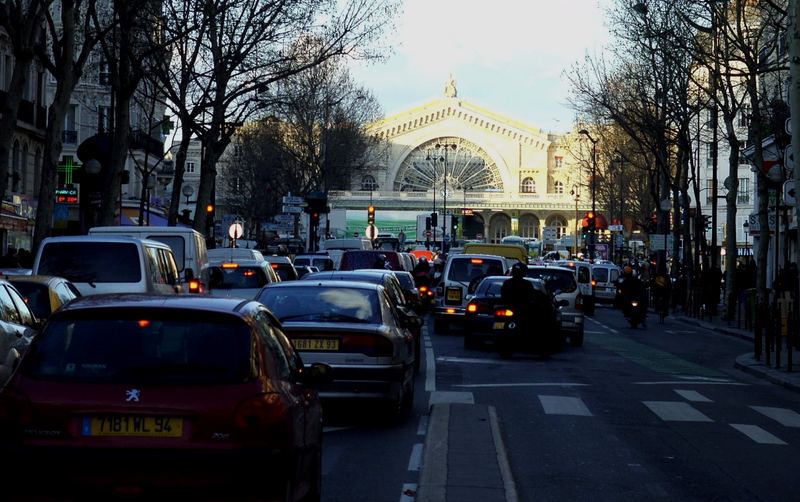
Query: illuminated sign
55,187,79,204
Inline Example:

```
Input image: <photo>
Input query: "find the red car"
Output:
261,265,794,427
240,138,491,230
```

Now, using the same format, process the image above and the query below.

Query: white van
434,253,508,332
33,236,183,296
319,238,372,251
89,226,209,292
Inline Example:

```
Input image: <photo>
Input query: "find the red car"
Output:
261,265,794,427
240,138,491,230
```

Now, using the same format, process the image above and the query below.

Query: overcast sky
350,0,612,134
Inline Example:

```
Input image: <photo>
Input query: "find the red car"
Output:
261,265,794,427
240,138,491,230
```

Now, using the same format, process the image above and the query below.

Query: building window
554,181,564,194
706,178,714,203
705,142,714,166
520,218,539,239
555,156,563,168
99,61,110,85
521,177,535,193
361,175,378,191
549,217,567,238
185,161,196,174
738,177,750,204
63,104,78,144
738,107,751,128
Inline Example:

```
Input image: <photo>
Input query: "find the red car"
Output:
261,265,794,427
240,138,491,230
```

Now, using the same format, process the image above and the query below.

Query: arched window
520,215,539,239
361,175,378,191
554,181,564,194
521,177,535,193
549,217,567,238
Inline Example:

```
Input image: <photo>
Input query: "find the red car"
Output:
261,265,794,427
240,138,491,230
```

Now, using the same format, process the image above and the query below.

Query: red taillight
222,263,239,269
232,393,288,435
591,279,597,287
467,303,477,313
467,302,489,314
495,308,514,317
0,389,33,427
188,279,201,293
575,294,583,311
419,286,428,293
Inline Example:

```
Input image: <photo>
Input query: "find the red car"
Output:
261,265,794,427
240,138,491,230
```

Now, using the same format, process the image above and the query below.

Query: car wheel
570,328,584,347
434,317,448,333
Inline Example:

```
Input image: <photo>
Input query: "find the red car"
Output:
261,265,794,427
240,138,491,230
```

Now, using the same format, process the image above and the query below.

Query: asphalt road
321,306,800,501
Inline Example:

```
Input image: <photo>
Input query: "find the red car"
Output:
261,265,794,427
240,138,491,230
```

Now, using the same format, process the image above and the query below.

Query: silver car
525,265,585,346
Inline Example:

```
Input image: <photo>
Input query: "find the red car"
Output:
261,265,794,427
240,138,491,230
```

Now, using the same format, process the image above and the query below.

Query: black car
463,276,553,350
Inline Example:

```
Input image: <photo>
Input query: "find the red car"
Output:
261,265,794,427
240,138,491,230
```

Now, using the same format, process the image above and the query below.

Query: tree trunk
724,139,740,321
99,91,131,225
167,129,191,226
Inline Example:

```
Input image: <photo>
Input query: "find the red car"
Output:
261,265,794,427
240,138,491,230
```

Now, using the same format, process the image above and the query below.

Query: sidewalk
672,312,800,393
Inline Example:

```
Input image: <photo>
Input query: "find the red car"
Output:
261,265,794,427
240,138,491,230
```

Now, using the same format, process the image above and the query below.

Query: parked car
0,294,331,501
89,226,209,293
0,278,39,385
526,264,585,346
7,275,81,319
300,270,423,374
463,275,549,350
434,254,508,332
256,281,416,420
33,236,183,296
207,259,280,299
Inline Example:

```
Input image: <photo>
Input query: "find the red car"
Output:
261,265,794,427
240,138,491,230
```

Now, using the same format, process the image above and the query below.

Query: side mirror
304,362,334,386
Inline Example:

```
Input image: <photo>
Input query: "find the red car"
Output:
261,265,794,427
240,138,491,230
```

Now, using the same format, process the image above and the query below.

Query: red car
0,294,331,501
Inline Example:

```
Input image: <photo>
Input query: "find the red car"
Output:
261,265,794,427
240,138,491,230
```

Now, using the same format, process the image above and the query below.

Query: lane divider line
400,483,418,502
408,443,424,471
488,405,519,502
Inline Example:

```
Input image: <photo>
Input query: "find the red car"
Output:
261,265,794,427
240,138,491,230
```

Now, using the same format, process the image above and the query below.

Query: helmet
511,262,527,279
623,265,633,275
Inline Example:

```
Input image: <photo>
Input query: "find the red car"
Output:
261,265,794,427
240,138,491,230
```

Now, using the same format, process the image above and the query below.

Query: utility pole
789,0,800,367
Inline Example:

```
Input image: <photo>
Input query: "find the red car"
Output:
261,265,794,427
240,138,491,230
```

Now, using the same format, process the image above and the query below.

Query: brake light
271,264,279,269
137,320,151,328
419,286,428,293
495,308,514,317
575,293,583,311
467,303,477,313
339,334,394,357
427,290,434,297
467,301,489,314
591,279,597,287
222,263,239,269
470,258,484,264
188,279,201,293
233,393,289,439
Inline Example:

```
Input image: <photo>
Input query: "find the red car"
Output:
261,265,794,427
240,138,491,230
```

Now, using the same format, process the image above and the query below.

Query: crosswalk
502,390,797,446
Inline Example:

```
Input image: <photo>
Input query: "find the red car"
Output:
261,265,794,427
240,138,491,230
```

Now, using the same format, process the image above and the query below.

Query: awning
0,211,30,232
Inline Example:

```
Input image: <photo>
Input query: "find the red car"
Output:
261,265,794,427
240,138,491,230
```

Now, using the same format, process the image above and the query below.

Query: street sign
274,214,294,224
784,180,797,206
365,224,378,240
461,208,474,216
228,222,244,240
560,235,574,246
283,205,303,213
748,213,776,234
650,234,667,251
785,145,795,172
282,195,304,205
608,224,624,232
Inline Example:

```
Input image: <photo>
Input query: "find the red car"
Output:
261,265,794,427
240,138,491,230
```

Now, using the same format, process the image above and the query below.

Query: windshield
525,268,576,294
38,242,141,283
447,258,504,282
257,286,381,324
24,311,252,384
592,267,610,282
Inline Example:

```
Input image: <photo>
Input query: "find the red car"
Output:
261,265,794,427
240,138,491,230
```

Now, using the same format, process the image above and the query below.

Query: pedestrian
652,270,671,323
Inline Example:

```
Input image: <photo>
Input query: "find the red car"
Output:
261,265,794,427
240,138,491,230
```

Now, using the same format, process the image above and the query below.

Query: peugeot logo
125,389,141,402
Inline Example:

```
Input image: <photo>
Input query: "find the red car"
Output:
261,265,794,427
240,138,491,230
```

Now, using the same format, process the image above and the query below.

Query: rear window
447,257,505,282
24,311,252,384
209,266,268,289
38,242,142,283
271,263,297,281
395,273,414,290
147,235,185,271
340,251,401,271
10,282,51,318
257,286,381,324
525,268,577,294
592,267,610,282
293,257,310,267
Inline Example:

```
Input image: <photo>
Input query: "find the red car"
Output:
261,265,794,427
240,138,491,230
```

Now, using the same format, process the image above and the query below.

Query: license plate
493,322,505,330
446,288,461,301
83,415,182,437
294,338,340,351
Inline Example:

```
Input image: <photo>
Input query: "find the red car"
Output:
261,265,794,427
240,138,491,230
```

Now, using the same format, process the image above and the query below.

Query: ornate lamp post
571,184,580,257
436,142,457,252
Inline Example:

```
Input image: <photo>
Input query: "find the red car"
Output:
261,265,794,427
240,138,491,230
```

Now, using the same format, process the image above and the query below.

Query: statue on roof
444,73,457,98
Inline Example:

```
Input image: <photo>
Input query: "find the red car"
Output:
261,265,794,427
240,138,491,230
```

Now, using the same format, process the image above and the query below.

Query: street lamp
578,129,598,261
570,184,580,257
182,184,195,205
436,142,457,252
743,220,749,257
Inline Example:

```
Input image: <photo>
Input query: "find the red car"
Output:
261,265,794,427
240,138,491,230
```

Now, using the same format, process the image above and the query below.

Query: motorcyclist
413,257,431,285
499,262,557,353
501,262,536,308
619,265,647,325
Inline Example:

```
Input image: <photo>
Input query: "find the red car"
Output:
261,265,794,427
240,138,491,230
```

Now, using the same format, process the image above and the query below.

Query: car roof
41,235,171,248
6,275,67,285
264,255,292,264
209,259,268,267
53,294,253,314
527,264,574,273
447,253,506,261
262,279,380,291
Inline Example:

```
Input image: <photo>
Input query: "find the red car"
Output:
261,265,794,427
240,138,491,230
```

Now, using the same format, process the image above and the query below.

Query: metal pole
590,143,597,261
711,2,719,270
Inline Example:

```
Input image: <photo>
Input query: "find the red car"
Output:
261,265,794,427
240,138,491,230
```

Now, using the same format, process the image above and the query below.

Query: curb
416,404,449,502
673,315,754,342
734,354,800,393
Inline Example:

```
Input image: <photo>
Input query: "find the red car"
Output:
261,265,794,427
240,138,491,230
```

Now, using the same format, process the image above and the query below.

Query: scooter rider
619,265,647,324
501,262,536,309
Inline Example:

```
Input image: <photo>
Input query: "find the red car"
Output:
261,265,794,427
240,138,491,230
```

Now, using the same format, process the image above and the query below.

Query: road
322,306,800,501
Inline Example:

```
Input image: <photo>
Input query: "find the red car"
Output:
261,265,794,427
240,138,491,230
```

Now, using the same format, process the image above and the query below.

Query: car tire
570,328,584,347
434,317,448,333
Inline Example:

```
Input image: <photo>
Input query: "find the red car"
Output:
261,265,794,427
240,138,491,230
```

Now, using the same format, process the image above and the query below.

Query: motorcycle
624,298,647,328
492,298,566,358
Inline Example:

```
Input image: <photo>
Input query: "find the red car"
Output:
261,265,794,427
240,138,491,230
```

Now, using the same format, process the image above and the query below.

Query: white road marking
587,317,618,333
455,382,589,388
436,356,503,364
425,347,436,392
643,401,713,422
429,391,474,406
674,390,713,402
665,330,697,334
400,483,418,502
676,375,732,382
407,443,424,471
751,406,800,427
633,381,748,386
730,424,787,445
417,414,429,435
539,395,593,416
322,426,353,433
585,330,606,334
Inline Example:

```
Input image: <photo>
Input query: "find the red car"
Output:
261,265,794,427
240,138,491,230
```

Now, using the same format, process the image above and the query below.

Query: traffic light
205,203,215,236
586,211,596,232
430,212,438,228
702,214,712,230
425,216,431,231
367,205,375,225
310,212,320,227
451,215,459,233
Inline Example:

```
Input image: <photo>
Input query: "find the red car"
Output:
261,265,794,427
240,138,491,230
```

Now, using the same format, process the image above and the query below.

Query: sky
350,0,612,134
